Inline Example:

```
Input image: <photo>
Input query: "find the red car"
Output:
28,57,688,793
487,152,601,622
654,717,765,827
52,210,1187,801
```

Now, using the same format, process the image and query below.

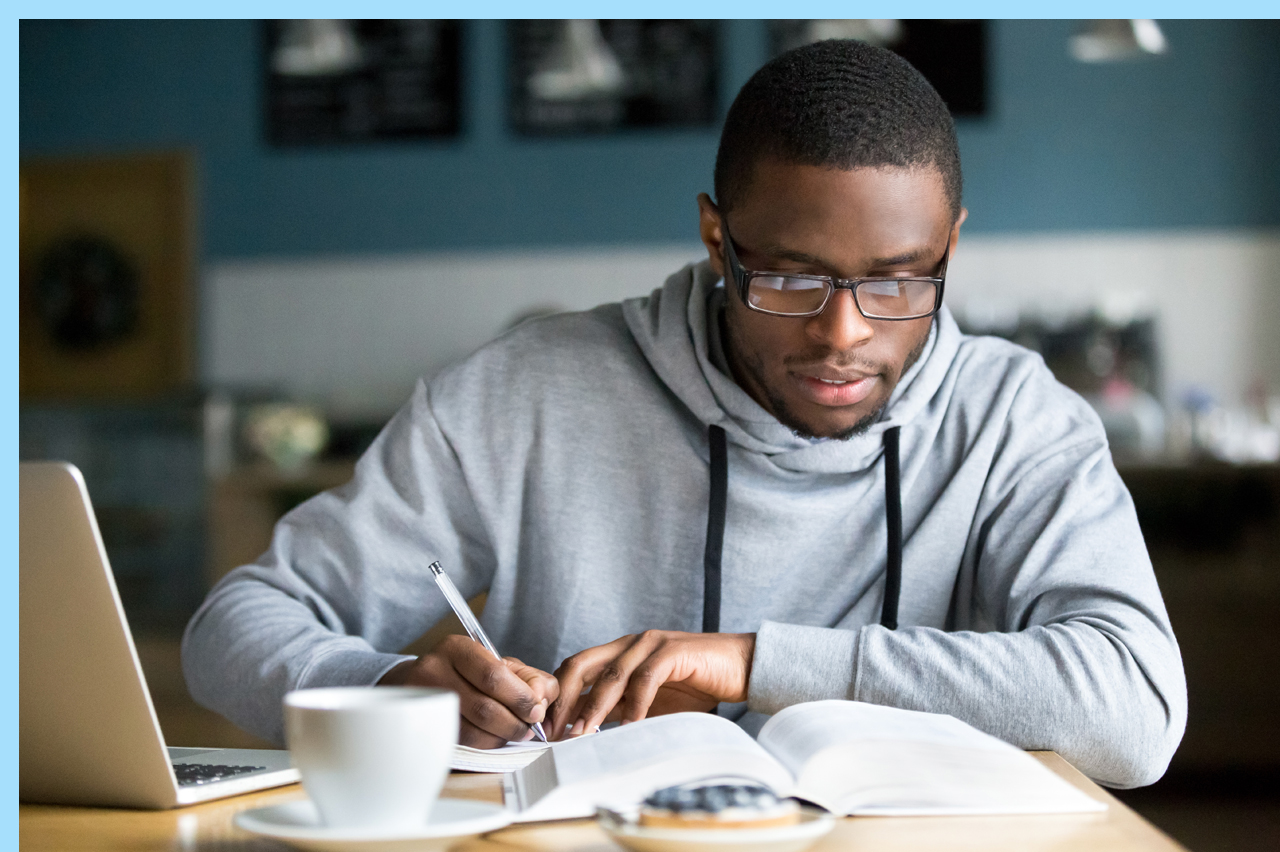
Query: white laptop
20,461,299,808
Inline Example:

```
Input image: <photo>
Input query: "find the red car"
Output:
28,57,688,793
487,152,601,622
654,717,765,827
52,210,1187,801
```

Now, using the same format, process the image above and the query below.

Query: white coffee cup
283,686,460,831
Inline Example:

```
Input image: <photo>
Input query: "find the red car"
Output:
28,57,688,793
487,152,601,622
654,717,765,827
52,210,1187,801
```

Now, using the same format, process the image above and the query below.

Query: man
184,40,1185,788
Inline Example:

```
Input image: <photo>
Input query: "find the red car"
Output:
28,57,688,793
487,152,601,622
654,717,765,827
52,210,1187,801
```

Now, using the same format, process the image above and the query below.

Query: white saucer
234,797,512,852
600,807,836,852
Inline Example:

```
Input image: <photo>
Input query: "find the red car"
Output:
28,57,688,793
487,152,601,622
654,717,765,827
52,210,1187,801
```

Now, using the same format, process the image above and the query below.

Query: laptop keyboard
173,763,267,786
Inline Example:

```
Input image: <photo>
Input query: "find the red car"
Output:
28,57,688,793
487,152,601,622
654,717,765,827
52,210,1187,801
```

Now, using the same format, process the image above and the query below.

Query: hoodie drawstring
880,426,902,630
702,424,904,635
702,425,728,633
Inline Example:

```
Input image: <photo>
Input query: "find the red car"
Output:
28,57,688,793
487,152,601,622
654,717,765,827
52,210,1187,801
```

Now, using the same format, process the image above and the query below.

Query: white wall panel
204,231,1280,417
203,246,705,417
947,230,1280,407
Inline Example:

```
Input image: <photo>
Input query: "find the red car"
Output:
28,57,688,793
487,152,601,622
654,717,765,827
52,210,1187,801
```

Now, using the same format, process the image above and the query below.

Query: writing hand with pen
379,563,755,747
378,635,558,749
379,627,756,748
379,562,557,749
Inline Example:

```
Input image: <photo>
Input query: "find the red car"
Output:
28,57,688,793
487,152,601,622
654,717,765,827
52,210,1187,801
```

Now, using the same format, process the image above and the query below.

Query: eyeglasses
722,222,949,321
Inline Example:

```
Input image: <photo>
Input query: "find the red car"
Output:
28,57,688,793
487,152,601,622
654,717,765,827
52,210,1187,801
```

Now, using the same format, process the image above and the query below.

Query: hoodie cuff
747,621,861,716
296,647,418,691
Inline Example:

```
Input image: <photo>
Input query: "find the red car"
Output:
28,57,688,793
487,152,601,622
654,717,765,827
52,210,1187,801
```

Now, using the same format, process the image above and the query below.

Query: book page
758,700,1012,776
513,712,794,822
757,700,1105,816
452,740,549,773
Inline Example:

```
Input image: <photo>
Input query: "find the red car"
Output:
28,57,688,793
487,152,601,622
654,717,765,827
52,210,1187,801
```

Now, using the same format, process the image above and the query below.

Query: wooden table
20,753,1184,852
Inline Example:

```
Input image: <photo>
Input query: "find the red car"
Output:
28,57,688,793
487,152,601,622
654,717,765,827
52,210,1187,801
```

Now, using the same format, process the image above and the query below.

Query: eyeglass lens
746,276,828,314
857,279,939,318
746,275,937,318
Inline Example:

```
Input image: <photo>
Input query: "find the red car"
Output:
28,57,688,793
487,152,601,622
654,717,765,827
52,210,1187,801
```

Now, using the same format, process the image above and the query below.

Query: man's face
699,160,964,440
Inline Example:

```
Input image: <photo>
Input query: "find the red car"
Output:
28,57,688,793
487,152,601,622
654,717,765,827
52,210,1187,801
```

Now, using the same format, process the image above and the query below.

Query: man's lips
791,370,879,407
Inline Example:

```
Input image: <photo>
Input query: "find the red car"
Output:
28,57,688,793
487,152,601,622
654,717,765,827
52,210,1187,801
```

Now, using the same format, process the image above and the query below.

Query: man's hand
548,631,756,740
377,634,559,749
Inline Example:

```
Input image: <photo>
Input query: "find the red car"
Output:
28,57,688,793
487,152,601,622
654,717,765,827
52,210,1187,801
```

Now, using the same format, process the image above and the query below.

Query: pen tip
428,561,442,575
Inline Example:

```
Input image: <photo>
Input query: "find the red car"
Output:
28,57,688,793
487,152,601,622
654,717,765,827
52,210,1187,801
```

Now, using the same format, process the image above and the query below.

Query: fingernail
570,718,585,736
521,728,535,742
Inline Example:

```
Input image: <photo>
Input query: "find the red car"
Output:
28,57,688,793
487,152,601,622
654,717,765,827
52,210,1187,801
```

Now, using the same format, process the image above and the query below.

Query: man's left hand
547,631,756,740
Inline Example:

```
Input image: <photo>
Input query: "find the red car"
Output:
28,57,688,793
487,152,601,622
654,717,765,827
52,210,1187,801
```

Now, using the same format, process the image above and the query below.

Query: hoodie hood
622,259,961,474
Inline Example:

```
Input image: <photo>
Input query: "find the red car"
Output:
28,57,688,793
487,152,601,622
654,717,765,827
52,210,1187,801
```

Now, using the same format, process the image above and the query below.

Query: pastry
638,783,800,829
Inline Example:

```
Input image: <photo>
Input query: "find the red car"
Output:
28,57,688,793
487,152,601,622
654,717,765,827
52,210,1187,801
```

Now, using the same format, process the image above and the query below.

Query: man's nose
805,289,874,351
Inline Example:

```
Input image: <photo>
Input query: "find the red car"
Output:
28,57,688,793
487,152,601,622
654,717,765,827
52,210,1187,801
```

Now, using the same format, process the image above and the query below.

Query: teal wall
20,19,1280,259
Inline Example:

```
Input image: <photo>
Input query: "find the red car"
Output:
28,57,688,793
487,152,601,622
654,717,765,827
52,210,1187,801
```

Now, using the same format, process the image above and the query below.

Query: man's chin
809,410,885,441
767,394,886,442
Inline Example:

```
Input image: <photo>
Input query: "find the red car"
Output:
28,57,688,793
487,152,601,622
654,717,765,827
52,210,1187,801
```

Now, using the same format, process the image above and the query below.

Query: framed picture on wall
508,20,719,135
265,20,462,145
19,152,195,400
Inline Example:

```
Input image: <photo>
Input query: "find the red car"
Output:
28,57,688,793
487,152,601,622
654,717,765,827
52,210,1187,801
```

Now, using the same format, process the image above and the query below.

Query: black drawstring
880,426,902,629
702,425,728,634
701,424,904,636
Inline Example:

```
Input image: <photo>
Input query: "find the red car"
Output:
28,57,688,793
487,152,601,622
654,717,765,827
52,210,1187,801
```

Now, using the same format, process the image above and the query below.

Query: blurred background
19,19,1280,849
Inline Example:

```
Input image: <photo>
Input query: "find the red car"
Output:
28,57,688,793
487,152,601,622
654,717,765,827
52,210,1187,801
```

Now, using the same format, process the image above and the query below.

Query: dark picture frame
508,20,719,135
264,20,462,146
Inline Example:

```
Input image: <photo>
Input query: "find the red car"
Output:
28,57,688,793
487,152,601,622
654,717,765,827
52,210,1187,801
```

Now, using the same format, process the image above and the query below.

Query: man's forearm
182,571,414,745
746,617,1186,789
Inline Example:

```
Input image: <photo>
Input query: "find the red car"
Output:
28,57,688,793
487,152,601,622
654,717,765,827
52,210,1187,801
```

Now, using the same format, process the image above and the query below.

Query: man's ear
948,207,968,254
697,193,726,279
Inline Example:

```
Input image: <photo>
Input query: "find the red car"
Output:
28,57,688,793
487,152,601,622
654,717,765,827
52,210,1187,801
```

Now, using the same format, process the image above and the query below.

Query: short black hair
714,39,962,221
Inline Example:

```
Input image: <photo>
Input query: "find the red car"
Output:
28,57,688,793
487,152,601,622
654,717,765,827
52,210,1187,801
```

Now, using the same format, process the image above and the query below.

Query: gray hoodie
183,261,1186,788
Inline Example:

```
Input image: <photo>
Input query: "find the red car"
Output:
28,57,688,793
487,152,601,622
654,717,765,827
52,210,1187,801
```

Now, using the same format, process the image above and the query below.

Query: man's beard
722,312,931,442
767,383,885,441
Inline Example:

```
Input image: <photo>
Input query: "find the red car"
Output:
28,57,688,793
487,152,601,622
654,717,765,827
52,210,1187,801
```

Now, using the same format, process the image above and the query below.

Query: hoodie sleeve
748,407,1186,790
181,379,496,745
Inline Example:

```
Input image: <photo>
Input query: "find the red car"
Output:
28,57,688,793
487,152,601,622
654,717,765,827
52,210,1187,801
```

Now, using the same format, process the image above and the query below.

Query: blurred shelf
1117,462,1280,772
206,459,357,588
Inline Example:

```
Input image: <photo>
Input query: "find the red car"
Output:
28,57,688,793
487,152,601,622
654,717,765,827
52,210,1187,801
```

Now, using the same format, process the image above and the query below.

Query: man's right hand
377,634,559,749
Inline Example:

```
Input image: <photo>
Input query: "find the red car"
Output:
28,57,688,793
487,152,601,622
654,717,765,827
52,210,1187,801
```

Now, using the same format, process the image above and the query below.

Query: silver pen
428,561,549,743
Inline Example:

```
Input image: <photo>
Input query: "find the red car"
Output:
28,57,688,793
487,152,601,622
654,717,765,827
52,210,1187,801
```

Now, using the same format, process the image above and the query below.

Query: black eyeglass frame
722,222,950,321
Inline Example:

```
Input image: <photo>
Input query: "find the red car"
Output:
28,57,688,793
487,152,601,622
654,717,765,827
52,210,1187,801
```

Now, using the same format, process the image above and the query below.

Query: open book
502,700,1106,822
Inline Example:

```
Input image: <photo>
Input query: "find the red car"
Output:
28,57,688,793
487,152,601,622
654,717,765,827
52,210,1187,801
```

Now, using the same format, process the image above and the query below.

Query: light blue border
6,12,18,849
14,3,1279,19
